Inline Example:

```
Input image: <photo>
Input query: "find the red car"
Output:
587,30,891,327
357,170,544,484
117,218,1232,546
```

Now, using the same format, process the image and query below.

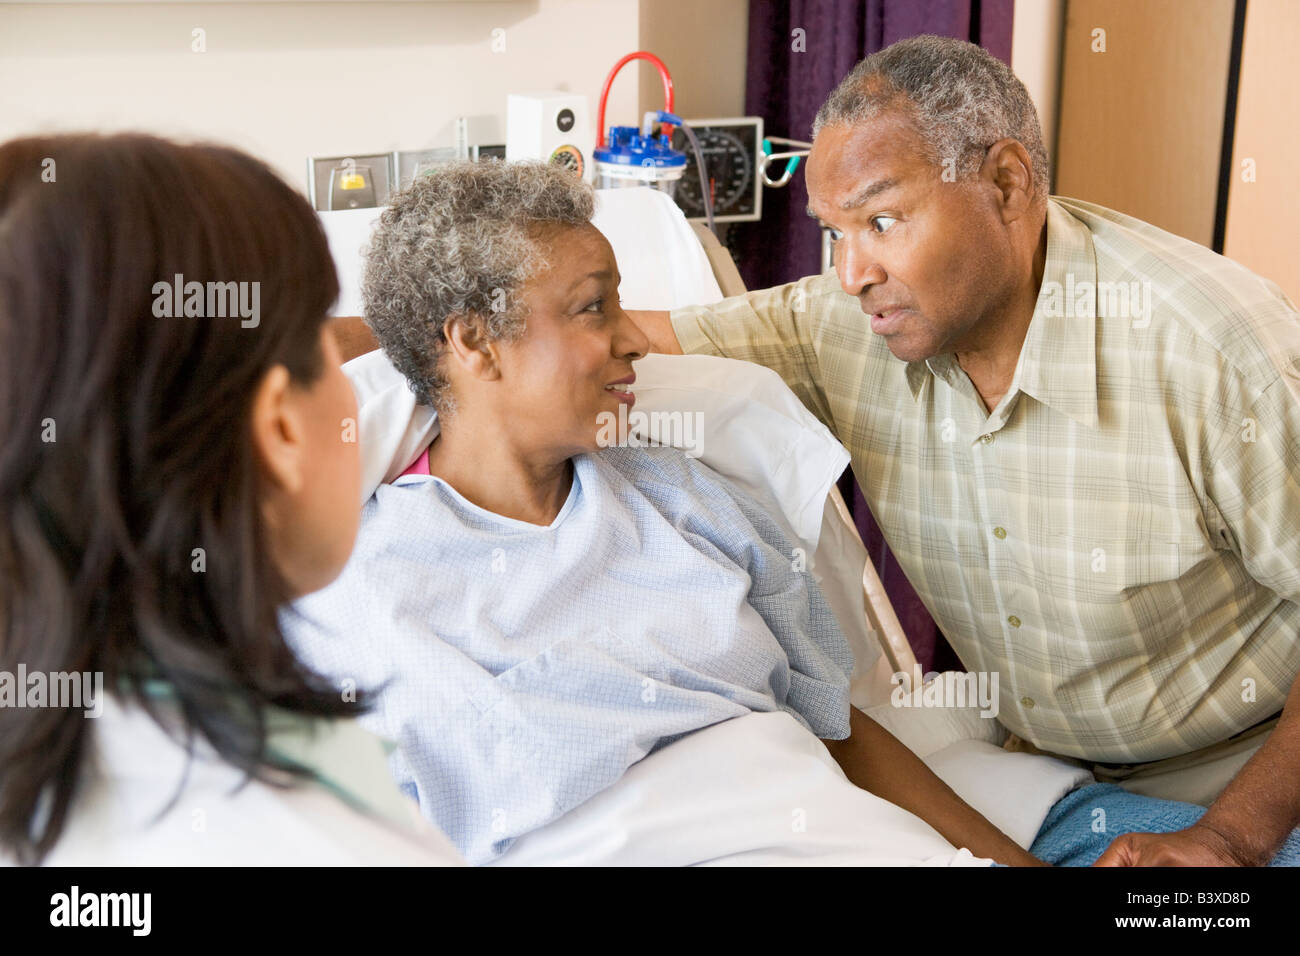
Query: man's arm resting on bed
822,705,1047,866
1096,668,1300,866
626,310,682,354
1095,381,1300,866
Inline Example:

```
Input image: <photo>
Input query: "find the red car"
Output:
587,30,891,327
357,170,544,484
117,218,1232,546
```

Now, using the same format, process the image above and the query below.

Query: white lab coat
19,692,464,866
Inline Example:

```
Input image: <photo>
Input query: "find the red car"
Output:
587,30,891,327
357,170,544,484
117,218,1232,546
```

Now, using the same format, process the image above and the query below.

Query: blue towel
1029,782,1300,866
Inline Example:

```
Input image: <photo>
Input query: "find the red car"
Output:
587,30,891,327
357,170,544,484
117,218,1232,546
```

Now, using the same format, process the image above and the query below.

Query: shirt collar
904,198,1100,430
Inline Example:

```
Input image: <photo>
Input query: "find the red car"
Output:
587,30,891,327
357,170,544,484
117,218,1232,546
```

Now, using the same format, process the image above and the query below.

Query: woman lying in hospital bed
282,160,1050,867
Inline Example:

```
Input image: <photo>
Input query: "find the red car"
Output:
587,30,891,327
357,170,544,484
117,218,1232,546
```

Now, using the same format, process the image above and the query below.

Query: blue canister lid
593,126,687,168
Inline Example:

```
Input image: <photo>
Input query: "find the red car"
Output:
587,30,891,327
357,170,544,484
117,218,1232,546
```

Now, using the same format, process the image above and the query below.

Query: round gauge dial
549,144,585,177
673,127,753,218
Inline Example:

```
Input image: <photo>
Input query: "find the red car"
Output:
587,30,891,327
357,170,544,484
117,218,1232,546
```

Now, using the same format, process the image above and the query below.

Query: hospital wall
1222,0,1300,306
0,0,669,193
1054,0,1298,304
1010,0,1065,176
637,0,749,121
2,0,1057,213
13,1,1286,306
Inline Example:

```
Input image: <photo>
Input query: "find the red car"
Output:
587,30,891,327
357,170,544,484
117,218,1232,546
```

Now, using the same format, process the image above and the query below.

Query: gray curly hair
812,35,1050,201
362,159,595,414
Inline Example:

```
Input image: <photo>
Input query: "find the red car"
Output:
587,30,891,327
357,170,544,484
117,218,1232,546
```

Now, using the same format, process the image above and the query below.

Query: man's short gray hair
812,35,1050,200
362,159,595,413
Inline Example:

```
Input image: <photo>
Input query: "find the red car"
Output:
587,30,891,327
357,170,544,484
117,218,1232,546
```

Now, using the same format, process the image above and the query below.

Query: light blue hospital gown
282,445,855,865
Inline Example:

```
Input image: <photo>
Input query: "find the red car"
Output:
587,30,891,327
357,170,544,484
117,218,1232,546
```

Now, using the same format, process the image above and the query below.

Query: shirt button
980,433,993,444
1021,696,1035,708
993,526,1007,539
1008,615,1021,627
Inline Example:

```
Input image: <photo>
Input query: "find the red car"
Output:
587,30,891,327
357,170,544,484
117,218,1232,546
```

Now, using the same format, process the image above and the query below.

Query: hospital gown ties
283,445,856,865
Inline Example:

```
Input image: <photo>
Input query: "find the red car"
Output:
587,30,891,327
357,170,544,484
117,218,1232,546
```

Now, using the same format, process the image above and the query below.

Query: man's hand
1142,669,1300,867
1094,821,1261,866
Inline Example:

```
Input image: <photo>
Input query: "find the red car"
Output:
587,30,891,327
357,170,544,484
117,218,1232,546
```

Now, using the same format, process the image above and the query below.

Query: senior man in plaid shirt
632,36,1300,866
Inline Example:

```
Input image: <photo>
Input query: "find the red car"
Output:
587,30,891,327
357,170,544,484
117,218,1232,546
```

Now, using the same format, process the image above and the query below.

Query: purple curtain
735,0,1015,672
735,0,1015,289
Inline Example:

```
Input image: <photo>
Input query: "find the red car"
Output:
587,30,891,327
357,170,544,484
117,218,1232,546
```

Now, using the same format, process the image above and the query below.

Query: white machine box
506,91,591,178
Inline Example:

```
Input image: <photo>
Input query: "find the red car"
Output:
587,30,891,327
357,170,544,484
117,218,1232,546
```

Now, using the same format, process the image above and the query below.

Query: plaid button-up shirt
670,196,1300,763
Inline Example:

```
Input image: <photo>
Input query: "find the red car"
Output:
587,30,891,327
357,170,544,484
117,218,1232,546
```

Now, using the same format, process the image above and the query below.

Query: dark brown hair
0,133,360,863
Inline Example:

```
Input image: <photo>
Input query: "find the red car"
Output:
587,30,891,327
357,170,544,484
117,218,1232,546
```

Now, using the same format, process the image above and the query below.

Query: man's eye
825,227,844,241
871,216,898,234
584,298,604,312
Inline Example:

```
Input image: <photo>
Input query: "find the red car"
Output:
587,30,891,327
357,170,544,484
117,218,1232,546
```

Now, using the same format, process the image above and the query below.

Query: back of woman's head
0,132,356,863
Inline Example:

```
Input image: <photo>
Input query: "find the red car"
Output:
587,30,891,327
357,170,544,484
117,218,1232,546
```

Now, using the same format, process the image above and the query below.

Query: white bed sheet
489,710,993,867
488,697,1092,866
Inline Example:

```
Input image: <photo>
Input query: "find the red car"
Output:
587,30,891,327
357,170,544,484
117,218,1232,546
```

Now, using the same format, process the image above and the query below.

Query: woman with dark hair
0,132,461,865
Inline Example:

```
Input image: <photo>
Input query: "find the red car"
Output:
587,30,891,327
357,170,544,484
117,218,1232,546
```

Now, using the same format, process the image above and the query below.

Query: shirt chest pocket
1032,501,1211,602
1042,532,1181,597
1034,489,1206,580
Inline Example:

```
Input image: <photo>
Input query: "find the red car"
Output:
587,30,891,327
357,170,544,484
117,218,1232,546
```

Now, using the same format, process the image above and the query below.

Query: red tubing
596,51,675,148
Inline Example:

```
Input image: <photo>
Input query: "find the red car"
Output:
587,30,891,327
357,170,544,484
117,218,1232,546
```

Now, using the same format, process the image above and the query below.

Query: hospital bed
320,188,1094,864
322,192,919,698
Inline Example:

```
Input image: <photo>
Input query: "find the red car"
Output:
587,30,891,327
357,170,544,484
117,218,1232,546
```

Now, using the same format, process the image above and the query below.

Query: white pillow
318,208,383,317
620,352,849,550
589,188,724,310
345,346,438,502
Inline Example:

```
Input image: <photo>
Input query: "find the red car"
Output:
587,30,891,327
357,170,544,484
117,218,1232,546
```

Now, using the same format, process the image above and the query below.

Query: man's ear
442,312,502,382
249,363,307,496
981,137,1036,223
